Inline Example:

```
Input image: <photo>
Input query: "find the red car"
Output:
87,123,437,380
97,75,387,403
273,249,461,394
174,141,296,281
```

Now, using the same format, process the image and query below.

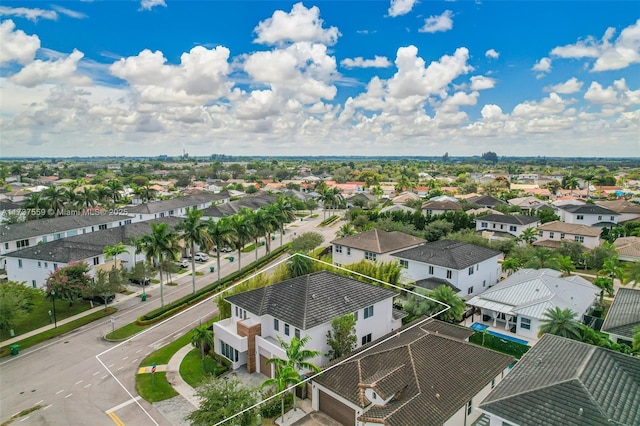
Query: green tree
191,325,214,360
537,209,559,224
176,208,212,294
632,326,640,352
230,211,255,271
326,314,357,361
138,222,180,307
105,179,124,203
45,262,93,307
554,255,575,276
0,281,42,338
270,198,297,247
261,365,300,423
206,217,235,283
103,242,130,271
599,256,625,284
538,307,582,340
526,247,554,269
290,232,324,253
518,227,539,245
85,269,120,310
335,223,356,239
251,209,270,262
405,285,465,323
305,198,319,215
624,261,640,288
423,219,454,242
501,257,522,276
188,377,257,426
593,277,614,304
286,253,314,278
42,185,67,215
74,187,98,209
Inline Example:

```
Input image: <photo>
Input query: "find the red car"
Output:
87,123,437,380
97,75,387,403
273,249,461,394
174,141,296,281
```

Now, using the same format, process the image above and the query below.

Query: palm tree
75,187,98,209
105,179,124,204
624,261,640,288
526,247,553,269
563,175,579,191
206,218,235,284
261,365,300,423
230,211,255,271
24,193,48,219
63,187,77,206
336,223,356,239
501,257,522,276
176,208,213,294
103,242,130,270
538,307,582,340
138,222,180,307
599,256,625,284
287,254,314,277
632,326,640,352
191,325,214,361
554,255,575,276
42,186,66,215
593,277,614,304
271,198,296,246
518,227,538,245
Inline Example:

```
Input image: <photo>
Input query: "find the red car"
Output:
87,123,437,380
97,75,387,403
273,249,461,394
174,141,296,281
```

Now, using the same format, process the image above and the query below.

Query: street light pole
51,290,57,328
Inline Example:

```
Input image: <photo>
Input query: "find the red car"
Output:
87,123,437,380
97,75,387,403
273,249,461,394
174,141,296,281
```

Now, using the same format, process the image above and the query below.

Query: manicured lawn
188,272,204,276
241,244,256,253
180,349,228,387
135,372,178,402
106,322,150,340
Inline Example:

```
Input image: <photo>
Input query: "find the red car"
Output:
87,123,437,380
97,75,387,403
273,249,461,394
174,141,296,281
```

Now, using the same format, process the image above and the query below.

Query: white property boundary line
95,253,450,426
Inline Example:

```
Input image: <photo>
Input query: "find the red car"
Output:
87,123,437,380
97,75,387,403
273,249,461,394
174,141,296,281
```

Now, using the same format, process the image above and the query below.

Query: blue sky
1,1,638,158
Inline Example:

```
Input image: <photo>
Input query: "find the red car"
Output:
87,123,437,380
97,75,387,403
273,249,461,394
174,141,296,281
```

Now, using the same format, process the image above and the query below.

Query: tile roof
0,214,134,243
201,193,276,218
315,319,513,426
413,277,461,293
421,200,463,211
126,192,229,214
467,268,599,320
477,213,540,226
596,200,640,214
392,239,501,270
613,236,640,259
601,288,640,339
331,229,425,254
225,271,398,330
536,221,603,236
467,195,507,207
559,204,619,215
5,217,182,263
479,334,640,426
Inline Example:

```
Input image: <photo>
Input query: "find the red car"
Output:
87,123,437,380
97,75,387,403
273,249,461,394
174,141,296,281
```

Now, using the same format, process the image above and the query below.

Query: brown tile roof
536,221,602,237
613,236,640,259
314,319,513,426
331,229,425,254
596,200,640,214
421,200,463,211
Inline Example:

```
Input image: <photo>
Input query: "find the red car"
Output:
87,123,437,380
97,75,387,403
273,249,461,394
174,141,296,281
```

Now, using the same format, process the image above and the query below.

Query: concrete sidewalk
165,344,201,407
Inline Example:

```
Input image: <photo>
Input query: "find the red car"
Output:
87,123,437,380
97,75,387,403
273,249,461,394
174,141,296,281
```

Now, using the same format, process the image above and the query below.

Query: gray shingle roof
0,214,134,243
225,271,398,330
315,319,513,426
477,213,540,225
559,204,619,215
392,239,501,270
126,192,229,214
331,229,425,254
421,200,463,211
4,217,182,263
467,195,507,207
601,288,640,339
414,277,461,293
201,193,275,218
479,334,640,426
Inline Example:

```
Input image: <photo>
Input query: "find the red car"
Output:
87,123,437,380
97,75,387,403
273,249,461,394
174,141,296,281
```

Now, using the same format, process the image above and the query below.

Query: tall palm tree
501,257,522,276
63,187,77,206
230,211,255,271
261,365,300,423
554,255,575,276
270,198,296,246
138,222,180,307
538,307,582,340
526,247,553,269
191,325,214,360
176,208,212,294
336,223,356,239
599,256,625,284
75,187,98,209
624,261,640,288
428,285,466,323
103,242,130,270
206,218,235,284
593,277,614,304
42,186,66,216
24,193,48,219
105,179,124,204
287,254,314,277
518,227,538,245
251,209,270,262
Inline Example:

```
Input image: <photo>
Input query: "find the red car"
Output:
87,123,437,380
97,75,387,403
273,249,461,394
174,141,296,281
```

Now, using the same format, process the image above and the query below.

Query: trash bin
10,344,19,356
209,266,215,273
141,293,147,302
229,257,234,262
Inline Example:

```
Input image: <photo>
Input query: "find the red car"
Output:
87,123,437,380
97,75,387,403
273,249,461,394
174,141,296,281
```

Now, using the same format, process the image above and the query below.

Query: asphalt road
0,212,343,426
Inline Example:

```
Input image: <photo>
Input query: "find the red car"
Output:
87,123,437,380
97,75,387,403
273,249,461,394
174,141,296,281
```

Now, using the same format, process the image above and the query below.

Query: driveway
291,411,344,426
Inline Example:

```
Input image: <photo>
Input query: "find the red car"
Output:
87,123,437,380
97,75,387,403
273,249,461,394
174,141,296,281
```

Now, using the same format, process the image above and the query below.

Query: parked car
194,252,209,262
130,277,150,286
83,293,115,304
178,259,190,268
214,246,233,253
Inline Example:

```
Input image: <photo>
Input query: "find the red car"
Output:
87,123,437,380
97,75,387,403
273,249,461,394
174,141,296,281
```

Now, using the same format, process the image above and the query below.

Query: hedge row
137,243,292,325
318,215,340,226
469,331,531,359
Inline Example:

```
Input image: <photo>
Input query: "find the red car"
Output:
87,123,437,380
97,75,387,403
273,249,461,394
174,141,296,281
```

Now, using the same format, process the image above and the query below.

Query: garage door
259,355,272,378
319,390,355,426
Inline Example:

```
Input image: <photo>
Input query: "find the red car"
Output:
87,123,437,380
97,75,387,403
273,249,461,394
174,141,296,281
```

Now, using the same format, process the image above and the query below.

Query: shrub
469,331,530,359
260,389,293,418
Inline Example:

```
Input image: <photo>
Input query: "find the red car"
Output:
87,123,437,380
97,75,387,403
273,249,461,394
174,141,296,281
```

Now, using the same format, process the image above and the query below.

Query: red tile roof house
331,229,425,268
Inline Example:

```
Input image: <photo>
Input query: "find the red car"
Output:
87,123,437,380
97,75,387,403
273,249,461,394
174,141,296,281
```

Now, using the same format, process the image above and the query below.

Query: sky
0,1,639,158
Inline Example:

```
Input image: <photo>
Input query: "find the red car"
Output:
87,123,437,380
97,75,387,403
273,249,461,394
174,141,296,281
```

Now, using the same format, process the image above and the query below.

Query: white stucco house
331,229,425,268
534,221,602,249
556,204,619,228
312,319,514,426
467,269,599,340
476,214,540,239
391,239,502,297
421,199,463,216
212,271,405,377
126,192,229,222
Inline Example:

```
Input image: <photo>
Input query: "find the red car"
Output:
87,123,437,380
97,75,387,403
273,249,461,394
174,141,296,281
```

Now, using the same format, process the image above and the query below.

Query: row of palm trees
131,197,298,307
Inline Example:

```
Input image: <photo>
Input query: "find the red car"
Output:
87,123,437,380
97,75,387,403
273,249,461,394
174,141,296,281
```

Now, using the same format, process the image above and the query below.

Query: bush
260,389,293,418
469,331,530,359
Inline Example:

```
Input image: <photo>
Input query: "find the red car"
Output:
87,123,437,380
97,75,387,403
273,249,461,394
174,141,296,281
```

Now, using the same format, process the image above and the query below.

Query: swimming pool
470,322,529,345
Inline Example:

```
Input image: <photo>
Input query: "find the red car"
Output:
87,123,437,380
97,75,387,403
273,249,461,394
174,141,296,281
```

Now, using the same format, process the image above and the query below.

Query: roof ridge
374,229,382,253
302,274,310,330
483,377,585,405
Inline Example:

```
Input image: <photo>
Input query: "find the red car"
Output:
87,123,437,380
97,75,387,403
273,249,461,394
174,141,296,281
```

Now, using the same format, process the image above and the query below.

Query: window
509,225,517,232
364,305,374,319
4,242,9,249
53,263,58,270
500,225,504,230
274,319,279,331
334,245,343,254
364,251,377,261
169,210,174,215
220,340,239,362
446,270,452,279
16,239,29,249
610,216,615,221
466,399,473,416
285,324,290,336
353,311,358,321
42,236,48,242
361,333,372,345
124,220,132,225
44,262,48,268
577,214,584,220
481,222,488,228
428,266,434,274
18,259,22,268
346,247,351,256
520,317,531,330
549,232,555,238
426,209,433,215
574,236,585,243
99,224,107,230
491,378,496,389
560,233,565,239
32,280,36,288
38,261,42,268
159,212,165,218
468,266,474,275
235,306,239,317
467,286,474,295
93,257,100,266
598,215,602,220
492,223,496,229
295,329,300,339
399,259,409,269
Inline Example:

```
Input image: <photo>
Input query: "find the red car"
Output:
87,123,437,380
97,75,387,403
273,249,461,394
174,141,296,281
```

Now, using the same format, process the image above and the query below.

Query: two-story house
421,200,463,216
476,213,540,239
201,193,276,221
392,239,502,297
596,200,640,224
212,271,403,377
534,221,602,249
126,192,229,222
331,229,425,267
557,204,619,229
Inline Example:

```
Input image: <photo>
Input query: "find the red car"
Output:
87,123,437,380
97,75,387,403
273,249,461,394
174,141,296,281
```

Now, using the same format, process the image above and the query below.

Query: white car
194,252,209,262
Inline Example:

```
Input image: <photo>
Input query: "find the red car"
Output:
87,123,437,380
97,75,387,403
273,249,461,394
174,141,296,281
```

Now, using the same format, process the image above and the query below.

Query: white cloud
51,5,87,19
419,10,453,33
532,57,552,74
9,49,92,87
583,79,640,107
341,56,392,69
0,20,40,66
253,3,340,46
388,0,417,17
139,0,166,11
485,49,499,59
544,77,583,94
470,76,496,91
550,19,640,71
512,93,566,118
0,6,57,21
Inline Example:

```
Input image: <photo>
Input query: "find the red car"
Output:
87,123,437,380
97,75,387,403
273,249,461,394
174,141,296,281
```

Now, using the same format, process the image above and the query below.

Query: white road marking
135,349,142,353
19,416,30,422
131,358,138,363
65,393,72,398
12,412,20,417
75,380,83,385
35,400,43,405
117,366,124,371
105,396,142,414
108,364,114,368
84,384,91,388
122,356,128,360
56,390,64,395
93,371,100,376
101,375,108,380
43,404,52,410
